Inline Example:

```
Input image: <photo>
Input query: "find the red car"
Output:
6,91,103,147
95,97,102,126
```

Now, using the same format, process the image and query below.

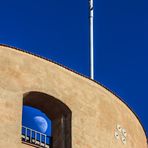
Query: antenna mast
89,0,94,80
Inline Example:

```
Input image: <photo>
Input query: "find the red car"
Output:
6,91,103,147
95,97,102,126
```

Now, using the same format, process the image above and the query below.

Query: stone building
0,45,147,148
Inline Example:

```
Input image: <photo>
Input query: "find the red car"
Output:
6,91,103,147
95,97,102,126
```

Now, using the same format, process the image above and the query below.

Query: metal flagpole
89,0,94,80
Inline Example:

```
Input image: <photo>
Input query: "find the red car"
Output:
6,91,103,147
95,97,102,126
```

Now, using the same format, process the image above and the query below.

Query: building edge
0,43,147,139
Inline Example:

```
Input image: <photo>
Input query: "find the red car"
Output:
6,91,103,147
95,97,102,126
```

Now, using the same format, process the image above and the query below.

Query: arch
23,91,72,148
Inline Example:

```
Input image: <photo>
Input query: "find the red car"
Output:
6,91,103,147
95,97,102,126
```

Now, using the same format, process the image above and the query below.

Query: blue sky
22,106,51,136
0,0,147,136
22,106,51,144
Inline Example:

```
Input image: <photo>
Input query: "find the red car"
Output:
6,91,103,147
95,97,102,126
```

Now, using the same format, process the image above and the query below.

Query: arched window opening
22,91,72,148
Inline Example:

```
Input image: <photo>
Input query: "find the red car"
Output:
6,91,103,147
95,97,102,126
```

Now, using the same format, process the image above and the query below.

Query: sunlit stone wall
0,45,147,148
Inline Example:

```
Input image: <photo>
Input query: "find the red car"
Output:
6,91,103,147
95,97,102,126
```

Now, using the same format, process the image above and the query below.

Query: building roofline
0,43,147,139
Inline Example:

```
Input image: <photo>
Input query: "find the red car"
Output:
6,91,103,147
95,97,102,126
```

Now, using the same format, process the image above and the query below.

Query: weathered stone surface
0,45,147,148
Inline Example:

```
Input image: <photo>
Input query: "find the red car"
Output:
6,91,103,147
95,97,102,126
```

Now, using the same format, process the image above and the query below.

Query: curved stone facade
0,45,147,148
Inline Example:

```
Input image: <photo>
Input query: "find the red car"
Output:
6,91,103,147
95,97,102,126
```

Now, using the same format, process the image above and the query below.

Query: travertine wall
0,45,147,148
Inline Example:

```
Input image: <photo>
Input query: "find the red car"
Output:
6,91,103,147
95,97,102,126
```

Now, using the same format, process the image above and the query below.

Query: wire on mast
89,0,94,80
